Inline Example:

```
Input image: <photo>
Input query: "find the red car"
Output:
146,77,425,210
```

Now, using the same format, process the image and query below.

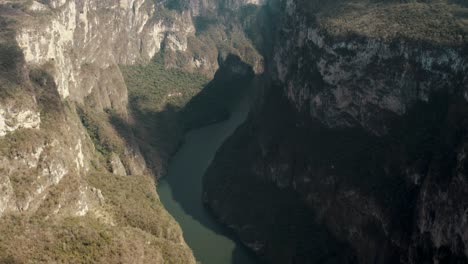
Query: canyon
204,0,468,263
0,0,262,262
0,0,467,263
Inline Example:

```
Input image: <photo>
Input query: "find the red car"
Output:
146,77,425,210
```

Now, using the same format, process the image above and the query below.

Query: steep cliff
0,1,196,262
204,0,468,263
0,0,265,262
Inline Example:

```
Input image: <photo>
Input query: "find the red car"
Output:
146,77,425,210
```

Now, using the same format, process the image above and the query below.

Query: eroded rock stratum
0,0,264,262
204,0,468,263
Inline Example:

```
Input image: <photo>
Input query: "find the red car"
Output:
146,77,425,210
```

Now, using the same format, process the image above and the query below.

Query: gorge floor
157,88,258,264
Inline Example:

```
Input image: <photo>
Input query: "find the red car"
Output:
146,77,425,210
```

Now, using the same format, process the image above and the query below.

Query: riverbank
157,84,257,264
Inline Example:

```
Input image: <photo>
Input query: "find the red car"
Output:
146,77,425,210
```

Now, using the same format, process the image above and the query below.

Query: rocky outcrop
0,102,40,136
16,0,197,109
0,3,195,263
204,0,468,263
13,0,266,106
0,0,264,215
0,0,268,261
276,1,468,136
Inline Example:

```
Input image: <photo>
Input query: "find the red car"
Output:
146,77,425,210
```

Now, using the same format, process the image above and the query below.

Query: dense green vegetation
164,0,190,12
119,52,256,174
121,56,209,114
119,55,209,173
0,15,24,99
194,16,219,34
0,3,261,262
0,172,194,264
320,1,468,45
85,172,182,239
0,43,21,78
77,107,124,161
0,49,198,264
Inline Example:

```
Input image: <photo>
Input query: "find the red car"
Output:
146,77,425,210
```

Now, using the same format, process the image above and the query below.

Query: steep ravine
3,0,467,263
0,0,266,262
204,0,468,263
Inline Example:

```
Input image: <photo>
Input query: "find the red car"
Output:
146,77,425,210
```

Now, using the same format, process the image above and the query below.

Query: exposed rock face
16,0,196,109
0,87,94,218
0,0,265,216
0,1,177,263
223,0,267,10
277,2,467,136
189,0,266,15
0,0,267,261
0,103,40,136
204,0,468,263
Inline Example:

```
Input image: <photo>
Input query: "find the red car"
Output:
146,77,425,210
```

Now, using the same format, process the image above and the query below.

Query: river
157,91,257,264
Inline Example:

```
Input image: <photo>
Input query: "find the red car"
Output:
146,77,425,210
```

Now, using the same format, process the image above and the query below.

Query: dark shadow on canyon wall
203,70,468,263
110,54,254,176
110,54,261,264
203,84,360,264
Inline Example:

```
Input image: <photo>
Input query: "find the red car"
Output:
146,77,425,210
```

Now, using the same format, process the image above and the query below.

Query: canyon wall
16,0,205,108
204,0,468,263
0,0,264,262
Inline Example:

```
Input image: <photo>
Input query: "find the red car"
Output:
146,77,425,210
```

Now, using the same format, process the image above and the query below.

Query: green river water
157,93,257,264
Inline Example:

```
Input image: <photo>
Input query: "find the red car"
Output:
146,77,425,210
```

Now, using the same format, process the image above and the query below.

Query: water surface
157,93,257,264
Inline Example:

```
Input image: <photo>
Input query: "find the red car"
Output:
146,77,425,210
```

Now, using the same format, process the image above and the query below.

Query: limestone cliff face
223,0,267,10
0,0,264,217
0,0,169,218
271,2,468,262
276,1,468,136
0,0,193,262
204,0,468,263
0,70,96,219
1,0,195,216
0,0,266,261
189,0,266,15
16,0,197,109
